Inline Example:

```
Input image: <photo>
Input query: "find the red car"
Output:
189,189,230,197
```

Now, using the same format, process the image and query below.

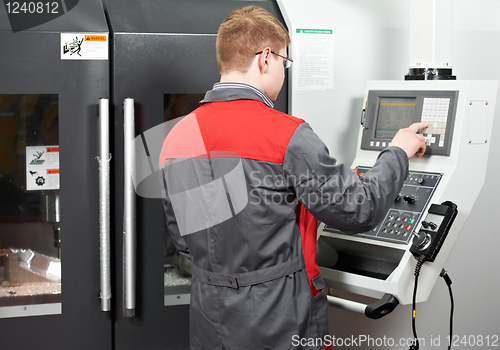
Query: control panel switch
412,231,431,250
403,195,416,204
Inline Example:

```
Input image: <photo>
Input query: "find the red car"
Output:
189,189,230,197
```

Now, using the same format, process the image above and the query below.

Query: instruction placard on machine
26,146,60,191
295,28,334,90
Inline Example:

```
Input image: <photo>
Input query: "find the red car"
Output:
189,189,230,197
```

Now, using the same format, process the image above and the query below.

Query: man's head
216,6,290,75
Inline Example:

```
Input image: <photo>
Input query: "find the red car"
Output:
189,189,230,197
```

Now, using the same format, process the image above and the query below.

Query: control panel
323,167,442,244
360,90,459,155
317,80,498,308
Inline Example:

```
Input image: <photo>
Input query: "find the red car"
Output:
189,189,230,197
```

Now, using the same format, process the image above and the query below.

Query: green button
409,218,415,224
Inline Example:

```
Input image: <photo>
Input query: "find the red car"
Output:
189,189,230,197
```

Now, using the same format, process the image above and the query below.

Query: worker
159,6,427,350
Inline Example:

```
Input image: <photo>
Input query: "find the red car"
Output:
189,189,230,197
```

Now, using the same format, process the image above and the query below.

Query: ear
257,47,272,74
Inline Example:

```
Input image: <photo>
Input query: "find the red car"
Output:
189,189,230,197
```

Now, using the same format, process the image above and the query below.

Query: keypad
378,211,416,238
421,97,450,148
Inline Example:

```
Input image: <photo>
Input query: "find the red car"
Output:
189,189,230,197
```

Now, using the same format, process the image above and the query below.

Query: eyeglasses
255,50,293,69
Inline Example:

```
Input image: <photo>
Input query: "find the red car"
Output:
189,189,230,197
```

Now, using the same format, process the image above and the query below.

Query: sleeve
283,123,409,234
160,165,190,259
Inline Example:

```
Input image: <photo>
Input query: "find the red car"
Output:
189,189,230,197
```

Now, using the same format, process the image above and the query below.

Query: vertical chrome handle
98,98,112,312
123,98,136,317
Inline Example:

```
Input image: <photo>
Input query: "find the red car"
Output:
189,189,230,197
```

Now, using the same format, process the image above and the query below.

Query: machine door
0,1,112,349
105,0,288,348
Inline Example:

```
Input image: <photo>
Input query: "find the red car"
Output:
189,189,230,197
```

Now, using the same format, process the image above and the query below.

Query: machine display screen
361,89,458,156
375,97,416,139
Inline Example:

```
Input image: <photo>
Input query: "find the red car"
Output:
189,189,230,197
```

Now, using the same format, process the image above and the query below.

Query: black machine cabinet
0,0,112,349
0,1,288,349
105,1,288,349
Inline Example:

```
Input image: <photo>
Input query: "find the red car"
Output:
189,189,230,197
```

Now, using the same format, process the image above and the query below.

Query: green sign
296,29,332,34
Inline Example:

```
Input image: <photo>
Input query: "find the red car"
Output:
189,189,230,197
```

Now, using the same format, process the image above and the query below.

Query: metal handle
327,295,366,314
327,293,399,319
98,98,112,312
360,108,366,126
123,98,136,317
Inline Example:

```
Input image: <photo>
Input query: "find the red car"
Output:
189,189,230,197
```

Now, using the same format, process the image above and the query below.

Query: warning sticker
85,35,107,41
61,33,108,60
26,146,60,191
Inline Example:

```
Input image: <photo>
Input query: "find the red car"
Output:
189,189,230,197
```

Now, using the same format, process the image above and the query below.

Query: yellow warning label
85,35,107,42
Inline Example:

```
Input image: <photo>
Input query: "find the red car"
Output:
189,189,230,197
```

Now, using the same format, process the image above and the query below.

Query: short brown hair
216,6,290,74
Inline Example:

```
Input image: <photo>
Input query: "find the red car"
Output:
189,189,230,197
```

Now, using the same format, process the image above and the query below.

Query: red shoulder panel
159,113,208,167
194,100,304,164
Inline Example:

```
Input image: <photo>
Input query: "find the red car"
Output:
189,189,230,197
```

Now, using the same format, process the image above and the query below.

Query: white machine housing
318,80,498,305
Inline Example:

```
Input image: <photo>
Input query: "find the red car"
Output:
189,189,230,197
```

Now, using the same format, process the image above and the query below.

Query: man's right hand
389,122,429,159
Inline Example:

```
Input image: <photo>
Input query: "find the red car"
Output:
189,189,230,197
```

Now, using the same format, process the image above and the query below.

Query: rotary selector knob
403,195,417,204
